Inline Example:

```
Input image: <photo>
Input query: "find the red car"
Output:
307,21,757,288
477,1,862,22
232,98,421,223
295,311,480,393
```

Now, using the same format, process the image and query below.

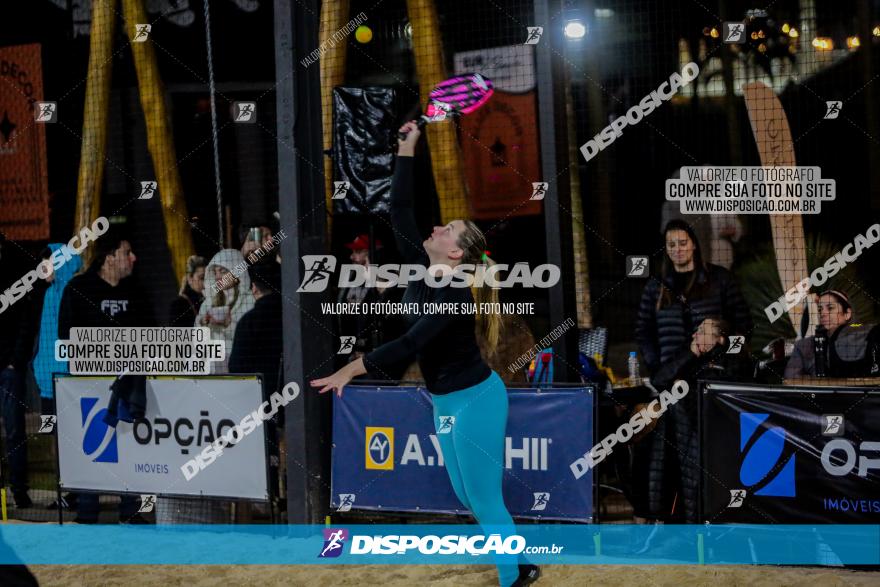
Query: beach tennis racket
398,73,494,141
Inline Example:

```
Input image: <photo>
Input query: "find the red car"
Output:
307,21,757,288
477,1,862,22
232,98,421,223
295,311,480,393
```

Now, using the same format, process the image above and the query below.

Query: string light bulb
812,37,833,50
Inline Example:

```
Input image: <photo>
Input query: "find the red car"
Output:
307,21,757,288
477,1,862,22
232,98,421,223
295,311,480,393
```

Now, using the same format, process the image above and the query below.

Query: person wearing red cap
340,233,381,305
785,290,880,378
345,233,381,269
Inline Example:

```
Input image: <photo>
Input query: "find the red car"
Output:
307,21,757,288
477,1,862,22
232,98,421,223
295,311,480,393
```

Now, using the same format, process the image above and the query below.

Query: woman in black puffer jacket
633,219,752,522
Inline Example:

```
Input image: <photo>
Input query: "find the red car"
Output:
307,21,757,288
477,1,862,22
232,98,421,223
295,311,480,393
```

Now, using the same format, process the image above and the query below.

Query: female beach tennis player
311,121,540,587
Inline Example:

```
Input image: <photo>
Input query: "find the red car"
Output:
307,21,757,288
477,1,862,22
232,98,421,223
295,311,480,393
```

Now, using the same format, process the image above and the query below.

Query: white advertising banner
55,376,269,500
453,44,535,93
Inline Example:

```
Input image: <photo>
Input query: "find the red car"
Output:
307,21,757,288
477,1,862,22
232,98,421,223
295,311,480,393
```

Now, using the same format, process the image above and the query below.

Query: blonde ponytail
458,220,503,356
473,255,502,354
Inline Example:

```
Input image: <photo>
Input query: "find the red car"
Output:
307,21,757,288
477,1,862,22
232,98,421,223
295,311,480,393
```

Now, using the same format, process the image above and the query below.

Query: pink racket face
426,73,494,118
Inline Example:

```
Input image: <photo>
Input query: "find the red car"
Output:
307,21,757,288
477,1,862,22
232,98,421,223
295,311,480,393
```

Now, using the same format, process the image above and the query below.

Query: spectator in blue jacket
32,243,83,411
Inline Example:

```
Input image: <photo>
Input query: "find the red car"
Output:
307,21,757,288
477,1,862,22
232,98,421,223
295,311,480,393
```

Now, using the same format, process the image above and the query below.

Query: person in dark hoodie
633,219,752,523
58,227,153,524
229,260,283,501
228,260,282,388
0,238,47,509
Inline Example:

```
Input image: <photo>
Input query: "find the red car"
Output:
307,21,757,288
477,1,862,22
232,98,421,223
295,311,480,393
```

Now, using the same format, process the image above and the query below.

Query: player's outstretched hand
311,370,351,398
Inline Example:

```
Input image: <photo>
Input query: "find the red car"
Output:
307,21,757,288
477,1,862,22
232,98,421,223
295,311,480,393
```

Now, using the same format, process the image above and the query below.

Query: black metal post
534,0,577,380
274,0,333,523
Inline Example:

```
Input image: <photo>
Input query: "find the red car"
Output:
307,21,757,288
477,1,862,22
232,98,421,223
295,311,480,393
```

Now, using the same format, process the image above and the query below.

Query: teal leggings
432,371,520,587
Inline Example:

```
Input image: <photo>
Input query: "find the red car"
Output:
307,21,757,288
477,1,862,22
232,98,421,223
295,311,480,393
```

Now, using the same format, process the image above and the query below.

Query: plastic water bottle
628,351,640,386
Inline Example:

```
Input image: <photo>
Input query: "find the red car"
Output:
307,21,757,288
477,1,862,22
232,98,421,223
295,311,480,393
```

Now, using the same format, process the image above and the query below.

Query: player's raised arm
389,121,427,265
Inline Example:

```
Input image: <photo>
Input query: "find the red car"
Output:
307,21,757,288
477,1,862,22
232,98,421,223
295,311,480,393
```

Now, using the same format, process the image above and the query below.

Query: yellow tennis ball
355,25,373,43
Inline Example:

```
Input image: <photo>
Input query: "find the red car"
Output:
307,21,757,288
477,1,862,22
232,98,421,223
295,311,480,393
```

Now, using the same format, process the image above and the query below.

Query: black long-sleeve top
229,292,283,394
363,156,491,394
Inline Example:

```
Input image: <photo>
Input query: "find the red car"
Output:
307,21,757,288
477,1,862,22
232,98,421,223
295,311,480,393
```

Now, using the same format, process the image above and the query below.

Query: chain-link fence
1,0,282,524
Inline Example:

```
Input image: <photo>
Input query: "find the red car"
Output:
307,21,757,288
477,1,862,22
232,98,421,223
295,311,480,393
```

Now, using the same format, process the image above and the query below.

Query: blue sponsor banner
2,525,879,564
330,385,594,521
702,383,880,523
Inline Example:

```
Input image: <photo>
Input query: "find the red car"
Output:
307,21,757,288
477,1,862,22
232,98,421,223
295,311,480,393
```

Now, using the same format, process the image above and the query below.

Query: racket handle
397,117,429,141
